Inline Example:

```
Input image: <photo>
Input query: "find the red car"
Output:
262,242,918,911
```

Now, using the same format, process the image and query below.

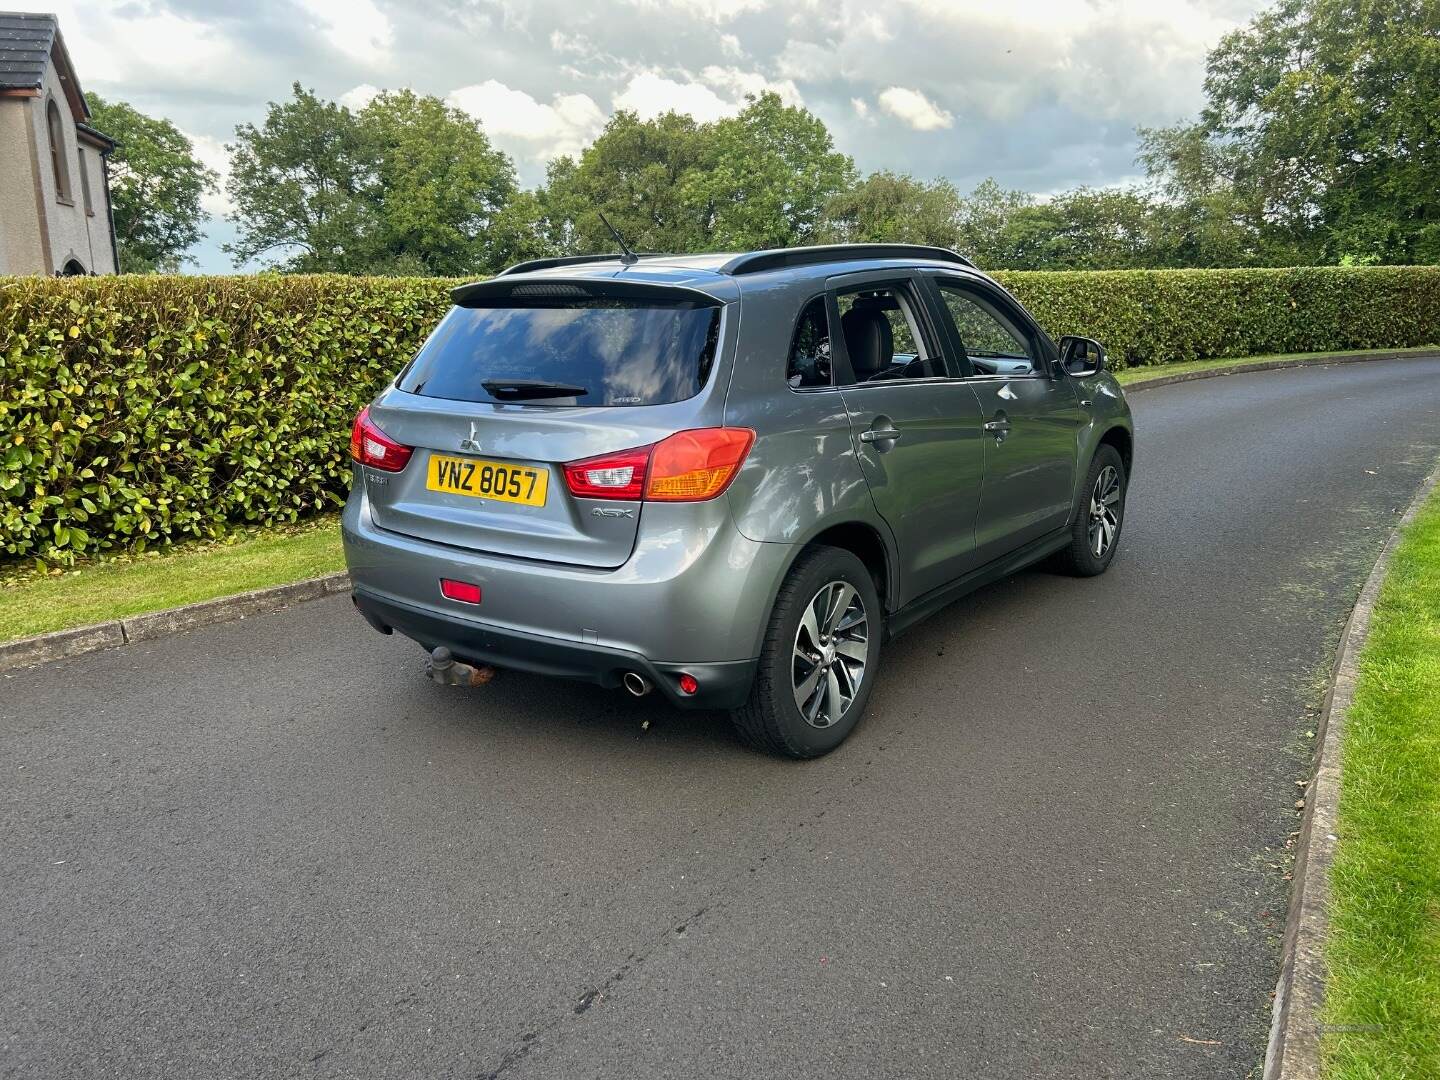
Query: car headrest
841,306,893,379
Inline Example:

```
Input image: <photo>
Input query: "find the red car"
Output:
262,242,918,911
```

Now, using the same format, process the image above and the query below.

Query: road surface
4,356,1440,1079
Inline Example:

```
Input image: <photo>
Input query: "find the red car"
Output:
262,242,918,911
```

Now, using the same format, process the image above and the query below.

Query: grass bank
0,516,343,642
1322,486,1440,1078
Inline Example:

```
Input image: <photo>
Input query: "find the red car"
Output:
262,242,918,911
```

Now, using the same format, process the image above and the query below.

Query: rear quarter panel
721,276,893,550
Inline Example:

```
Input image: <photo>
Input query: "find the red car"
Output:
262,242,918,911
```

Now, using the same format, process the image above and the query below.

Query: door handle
859,427,903,444
982,420,1011,433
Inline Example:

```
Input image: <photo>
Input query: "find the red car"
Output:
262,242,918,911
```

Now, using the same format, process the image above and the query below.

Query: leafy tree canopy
225,84,520,275
84,93,217,274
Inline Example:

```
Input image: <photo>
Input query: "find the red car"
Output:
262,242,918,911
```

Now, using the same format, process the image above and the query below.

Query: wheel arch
1097,424,1133,476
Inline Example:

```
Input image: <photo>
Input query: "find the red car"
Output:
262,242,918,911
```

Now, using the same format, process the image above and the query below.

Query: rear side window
400,299,722,407
787,297,832,389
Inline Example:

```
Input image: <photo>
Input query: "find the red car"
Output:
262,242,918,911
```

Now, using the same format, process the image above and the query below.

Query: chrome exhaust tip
622,672,652,697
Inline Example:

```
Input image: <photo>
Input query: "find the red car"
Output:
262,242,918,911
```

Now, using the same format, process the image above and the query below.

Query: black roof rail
718,244,976,276
497,252,670,277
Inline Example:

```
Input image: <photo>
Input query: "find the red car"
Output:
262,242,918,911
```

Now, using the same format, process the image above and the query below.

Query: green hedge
2,266,1438,565
993,266,1440,366
1,275,456,566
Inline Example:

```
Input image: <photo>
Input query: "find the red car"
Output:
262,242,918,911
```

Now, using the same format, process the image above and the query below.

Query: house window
77,148,93,215
47,100,72,203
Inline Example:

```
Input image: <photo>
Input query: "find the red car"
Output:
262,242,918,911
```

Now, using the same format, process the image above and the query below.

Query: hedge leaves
2,267,1437,564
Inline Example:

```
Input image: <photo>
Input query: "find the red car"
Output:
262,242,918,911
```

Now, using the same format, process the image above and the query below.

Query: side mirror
1060,335,1107,378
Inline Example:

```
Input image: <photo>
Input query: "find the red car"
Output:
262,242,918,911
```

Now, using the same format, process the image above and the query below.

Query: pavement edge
0,571,352,672
1123,349,1429,392
1262,458,1440,1080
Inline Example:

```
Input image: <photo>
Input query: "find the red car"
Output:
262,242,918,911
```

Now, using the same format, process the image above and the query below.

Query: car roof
461,244,986,305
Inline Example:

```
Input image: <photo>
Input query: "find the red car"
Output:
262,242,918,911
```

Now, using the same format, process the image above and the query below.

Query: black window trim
922,271,1059,381
823,270,958,392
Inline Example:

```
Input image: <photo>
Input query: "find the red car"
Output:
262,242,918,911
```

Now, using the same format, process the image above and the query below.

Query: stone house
0,11,118,275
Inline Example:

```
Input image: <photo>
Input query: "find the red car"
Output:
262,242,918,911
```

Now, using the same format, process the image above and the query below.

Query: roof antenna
597,212,639,266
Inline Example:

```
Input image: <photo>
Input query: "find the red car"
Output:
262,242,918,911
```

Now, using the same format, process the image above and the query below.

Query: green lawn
0,516,344,642
1115,346,1438,386
1322,487,1440,1078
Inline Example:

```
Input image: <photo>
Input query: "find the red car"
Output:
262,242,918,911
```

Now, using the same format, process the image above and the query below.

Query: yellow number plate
427,454,548,507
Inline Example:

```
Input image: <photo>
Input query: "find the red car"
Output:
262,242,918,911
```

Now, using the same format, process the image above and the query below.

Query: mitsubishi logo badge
459,421,481,453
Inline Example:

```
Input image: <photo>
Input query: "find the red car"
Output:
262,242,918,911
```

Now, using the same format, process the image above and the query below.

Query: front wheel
730,546,882,758
1057,445,1127,576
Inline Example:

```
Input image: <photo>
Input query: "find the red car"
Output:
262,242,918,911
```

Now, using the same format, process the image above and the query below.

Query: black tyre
731,546,882,759
1056,444,1126,577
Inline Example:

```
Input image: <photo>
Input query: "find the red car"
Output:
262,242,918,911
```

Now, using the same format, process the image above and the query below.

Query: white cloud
877,86,954,131
851,97,870,120
293,0,393,66
611,67,801,124
183,131,233,217
699,66,802,107
625,0,771,21
339,84,383,111
613,71,734,122
446,81,606,161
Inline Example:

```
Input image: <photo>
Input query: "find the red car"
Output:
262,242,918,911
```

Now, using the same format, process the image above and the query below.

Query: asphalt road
5,357,1440,1080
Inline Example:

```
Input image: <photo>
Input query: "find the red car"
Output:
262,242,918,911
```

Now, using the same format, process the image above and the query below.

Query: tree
1146,0,1440,264
84,94,216,273
954,179,1033,267
818,171,963,247
995,188,1170,270
357,90,518,274
225,85,374,272
541,110,711,254
692,93,857,249
225,84,522,274
537,93,856,255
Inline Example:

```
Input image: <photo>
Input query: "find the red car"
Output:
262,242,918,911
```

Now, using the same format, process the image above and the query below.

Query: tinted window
401,300,722,406
936,283,1036,376
835,284,942,384
787,297,832,389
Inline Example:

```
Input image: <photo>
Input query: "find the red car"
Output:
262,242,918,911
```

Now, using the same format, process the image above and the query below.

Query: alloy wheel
1088,465,1122,558
792,580,870,729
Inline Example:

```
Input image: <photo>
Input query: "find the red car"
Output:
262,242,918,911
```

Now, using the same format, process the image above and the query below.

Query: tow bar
426,646,496,688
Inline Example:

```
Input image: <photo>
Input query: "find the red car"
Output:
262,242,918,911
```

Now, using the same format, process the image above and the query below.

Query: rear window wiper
481,379,590,400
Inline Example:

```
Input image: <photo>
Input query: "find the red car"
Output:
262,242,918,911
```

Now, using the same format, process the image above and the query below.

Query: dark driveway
4,357,1440,1079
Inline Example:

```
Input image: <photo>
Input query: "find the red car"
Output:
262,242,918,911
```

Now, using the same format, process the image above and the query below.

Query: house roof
0,11,90,121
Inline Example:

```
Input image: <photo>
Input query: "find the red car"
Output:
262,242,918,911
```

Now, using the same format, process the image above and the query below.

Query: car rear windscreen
399,299,722,407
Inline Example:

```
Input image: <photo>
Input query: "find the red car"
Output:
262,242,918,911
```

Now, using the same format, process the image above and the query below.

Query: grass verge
1322,487,1440,1078
1115,346,1438,386
0,516,344,642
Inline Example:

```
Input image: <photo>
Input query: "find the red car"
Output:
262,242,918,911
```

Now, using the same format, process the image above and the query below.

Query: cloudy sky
23,0,1266,272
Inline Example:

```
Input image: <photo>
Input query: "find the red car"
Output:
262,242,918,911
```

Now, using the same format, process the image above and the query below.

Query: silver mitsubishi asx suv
343,244,1133,757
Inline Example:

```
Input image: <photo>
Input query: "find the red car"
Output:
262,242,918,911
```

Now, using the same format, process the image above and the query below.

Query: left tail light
562,428,754,503
350,406,414,473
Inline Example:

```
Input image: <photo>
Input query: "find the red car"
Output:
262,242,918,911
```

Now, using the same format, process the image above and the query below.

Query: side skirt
884,527,1072,640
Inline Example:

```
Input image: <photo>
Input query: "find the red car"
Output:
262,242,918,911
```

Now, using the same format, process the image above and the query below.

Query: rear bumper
353,587,756,709
342,486,788,709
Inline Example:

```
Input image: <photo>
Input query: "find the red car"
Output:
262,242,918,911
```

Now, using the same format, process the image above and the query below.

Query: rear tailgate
363,396,702,568
359,277,730,569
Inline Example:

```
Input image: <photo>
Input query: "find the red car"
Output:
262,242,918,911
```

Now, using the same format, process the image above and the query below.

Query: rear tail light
646,428,754,501
563,445,651,500
350,407,414,473
562,428,754,503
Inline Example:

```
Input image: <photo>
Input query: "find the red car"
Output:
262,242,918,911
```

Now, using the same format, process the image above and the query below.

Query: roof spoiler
450,277,725,307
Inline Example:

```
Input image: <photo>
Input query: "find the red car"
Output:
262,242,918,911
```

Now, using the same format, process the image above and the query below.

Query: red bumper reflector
440,579,482,604
677,673,699,696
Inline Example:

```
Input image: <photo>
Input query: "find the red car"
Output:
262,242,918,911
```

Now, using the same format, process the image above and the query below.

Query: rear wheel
731,546,882,758
1056,444,1126,576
